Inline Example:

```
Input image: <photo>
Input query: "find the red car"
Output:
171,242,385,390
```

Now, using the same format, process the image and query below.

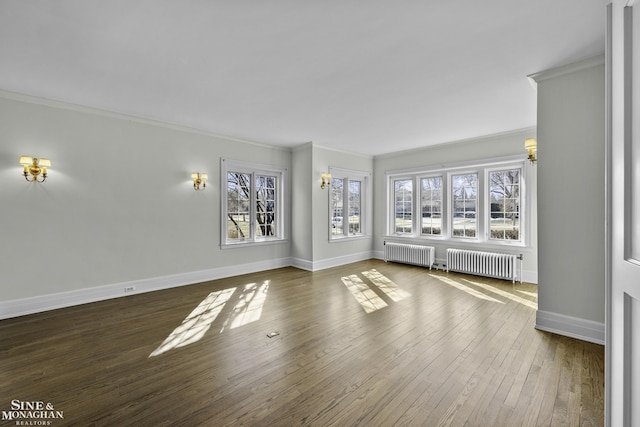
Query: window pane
227,172,251,239
348,180,361,234
256,174,277,237
331,178,344,236
452,173,477,238
421,176,442,235
394,179,413,233
489,169,520,240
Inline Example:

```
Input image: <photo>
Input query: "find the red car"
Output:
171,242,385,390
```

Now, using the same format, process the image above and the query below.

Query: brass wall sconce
525,138,537,164
19,156,51,183
192,172,207,190
320,172,331,189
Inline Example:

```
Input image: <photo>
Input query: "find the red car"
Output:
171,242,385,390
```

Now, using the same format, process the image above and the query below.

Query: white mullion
413,176,419,236
343,177,349,236
477,169,485,241
442,174,449,238
249,171,256,240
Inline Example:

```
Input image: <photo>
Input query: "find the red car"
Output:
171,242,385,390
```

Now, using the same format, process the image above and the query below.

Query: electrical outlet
124,286,136,293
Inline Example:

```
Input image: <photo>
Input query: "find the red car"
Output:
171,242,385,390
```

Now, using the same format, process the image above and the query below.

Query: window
386,157,528,247
222,159,287,247
420,176,442,236
452,173,477,238
331,179,344,236
348,180,361,234
489,169,520,241
329,167,371,240
394,179,413,234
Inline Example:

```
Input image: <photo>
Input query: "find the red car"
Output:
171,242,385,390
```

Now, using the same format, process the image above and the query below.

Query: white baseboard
292,251,374,272
290,257,313,271
311,251,374,271
1,253,542,321
535,310,604,345
0,257,291,320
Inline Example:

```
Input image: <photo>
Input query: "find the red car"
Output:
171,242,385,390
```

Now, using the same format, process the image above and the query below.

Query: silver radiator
446,248,518,283
384,242,435,269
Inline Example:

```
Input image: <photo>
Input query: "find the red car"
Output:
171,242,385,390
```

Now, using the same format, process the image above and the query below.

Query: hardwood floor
0,260,604,426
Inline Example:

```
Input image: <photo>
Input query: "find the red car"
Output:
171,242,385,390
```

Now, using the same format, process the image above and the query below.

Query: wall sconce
525,138,537,164
19,156,51,182
192,172,207,190
320,172,331,189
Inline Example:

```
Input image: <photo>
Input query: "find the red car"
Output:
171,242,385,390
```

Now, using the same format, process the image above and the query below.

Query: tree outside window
222,159,286,246
489,169,520,241
388,159,527,247
452,173,477,238
394,179,413,233
421,176,442,236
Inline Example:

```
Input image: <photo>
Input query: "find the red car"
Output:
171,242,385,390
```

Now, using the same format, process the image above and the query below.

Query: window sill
221,238,288,249
383,235,532,251
329,234,371,243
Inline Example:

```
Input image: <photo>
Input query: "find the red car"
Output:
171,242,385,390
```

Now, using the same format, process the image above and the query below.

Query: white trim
294,141,374,159
375,127,537,160
292,252,374,272
535,310,605,345
290,257,314,271
384,154,525,177
0,89,292,152
0,253,539,320
328,166,372,241
311,251,374,271
221,158,288,247
528,54,606,85
386,157,530,248
0,258,290,320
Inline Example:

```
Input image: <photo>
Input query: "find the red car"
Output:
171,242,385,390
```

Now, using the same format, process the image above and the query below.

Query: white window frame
328,166,372,241
450,170,480,240
385,155,530,249
390,175,415,235
485,165,522,243
221,158,288,248
419,175,444,237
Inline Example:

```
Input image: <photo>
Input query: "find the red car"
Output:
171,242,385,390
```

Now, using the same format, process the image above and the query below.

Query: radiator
384,242,435,269
446,248,518,283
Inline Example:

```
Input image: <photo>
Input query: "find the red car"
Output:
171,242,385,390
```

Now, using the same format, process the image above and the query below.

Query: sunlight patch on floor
149,287,236,357
429,274,504,303
220,281,270,332
362,269,411,302
516,289,538,299
341,274,388,313
461,278,538,309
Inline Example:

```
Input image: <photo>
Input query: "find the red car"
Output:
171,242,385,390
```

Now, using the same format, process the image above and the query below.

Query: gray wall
311,144,374,265
373,129,539,281
0,92,291,301
534,56,606,324
291,143,313,262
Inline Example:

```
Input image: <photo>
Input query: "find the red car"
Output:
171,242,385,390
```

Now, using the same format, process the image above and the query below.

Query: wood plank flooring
0,260,604,426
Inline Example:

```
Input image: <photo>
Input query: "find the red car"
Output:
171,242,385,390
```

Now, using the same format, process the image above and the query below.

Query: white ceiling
0,1,607,156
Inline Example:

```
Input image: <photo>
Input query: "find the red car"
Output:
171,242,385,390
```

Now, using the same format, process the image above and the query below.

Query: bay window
386,157,528,247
